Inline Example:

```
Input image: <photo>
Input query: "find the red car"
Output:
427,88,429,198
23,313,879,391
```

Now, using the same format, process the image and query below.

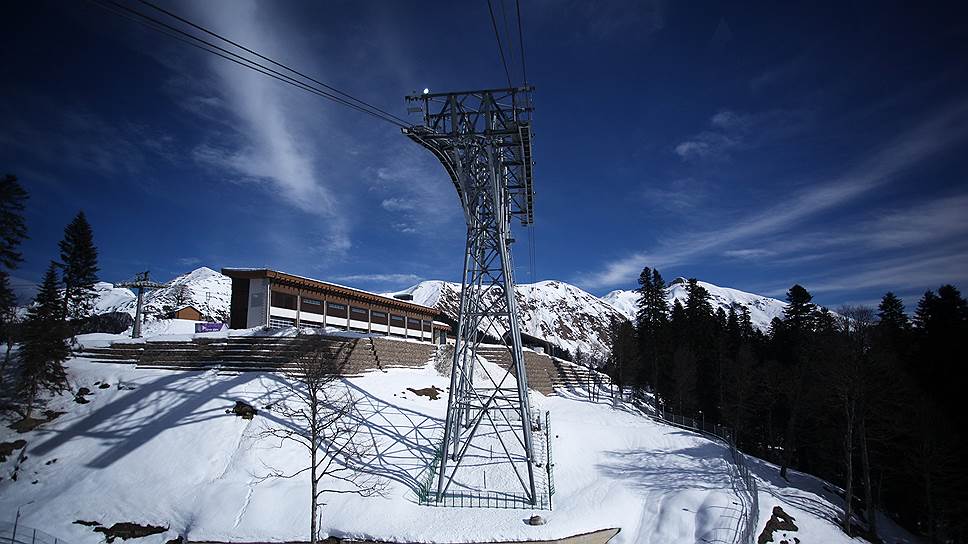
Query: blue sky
3,0,967,310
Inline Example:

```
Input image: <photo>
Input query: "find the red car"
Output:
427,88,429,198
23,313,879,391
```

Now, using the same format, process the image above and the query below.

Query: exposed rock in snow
390,279,626,357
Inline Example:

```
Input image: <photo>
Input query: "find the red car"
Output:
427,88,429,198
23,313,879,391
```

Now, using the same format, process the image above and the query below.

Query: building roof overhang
222,268,440,317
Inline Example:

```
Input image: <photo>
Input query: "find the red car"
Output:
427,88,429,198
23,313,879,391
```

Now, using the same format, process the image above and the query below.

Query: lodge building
222,268,450,343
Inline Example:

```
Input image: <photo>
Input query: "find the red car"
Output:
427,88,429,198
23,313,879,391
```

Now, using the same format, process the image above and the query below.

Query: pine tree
684,278,713,323
0,174,29,271
636,267,669,390
17,263,70,417
670,300,686,329
726,305,740,344
783,284,816,333
877,292,908,331
59,211,99,322
0,175,28,385
739,306,755,338
0,271,18,377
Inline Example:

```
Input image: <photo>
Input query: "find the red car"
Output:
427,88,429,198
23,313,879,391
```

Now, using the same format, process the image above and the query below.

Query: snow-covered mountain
390,280,626,357
91,267,231,323
84,267,786,352
601,277,787,331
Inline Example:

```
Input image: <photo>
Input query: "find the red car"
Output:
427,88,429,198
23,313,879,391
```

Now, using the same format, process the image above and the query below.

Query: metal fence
622,389,760,544
0,522,71,544
416,411,555,510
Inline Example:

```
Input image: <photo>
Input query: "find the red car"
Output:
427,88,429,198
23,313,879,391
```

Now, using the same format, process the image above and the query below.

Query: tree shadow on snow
595,443,733,493
742,452,843,523
31,371,262,468
250,375,444,498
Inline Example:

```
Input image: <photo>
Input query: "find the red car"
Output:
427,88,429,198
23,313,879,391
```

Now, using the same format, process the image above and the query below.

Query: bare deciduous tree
257,336,385,544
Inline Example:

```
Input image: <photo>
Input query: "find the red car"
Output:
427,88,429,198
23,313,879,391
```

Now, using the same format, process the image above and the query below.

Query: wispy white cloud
641,177,710,211
367,142,459,235
0,103,176,178
579,101,968,290
723,248,774,259
758,249,968,297
334,273,423,286
381,198,417,212
567,0,665,41
675,108,812,160
182,0,351,255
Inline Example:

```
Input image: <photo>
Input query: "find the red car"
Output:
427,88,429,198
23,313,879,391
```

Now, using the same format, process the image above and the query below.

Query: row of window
269,290,434,331
269,314,431,338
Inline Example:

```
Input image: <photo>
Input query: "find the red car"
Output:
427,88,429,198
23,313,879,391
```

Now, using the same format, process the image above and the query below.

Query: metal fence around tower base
1,522,71,544
416,412,556,511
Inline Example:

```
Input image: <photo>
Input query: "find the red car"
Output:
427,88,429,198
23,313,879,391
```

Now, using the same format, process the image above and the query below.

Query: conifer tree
0,271,18,377
877,292,907,328
876,292,909,357
726,306,740,345
636,267,669,390
0,174,28,385
0,174,29,271
684,278,714,323
59,211,99,322
912,289,936,330
738,306,755,338
17,263,70,417
783,284,816,333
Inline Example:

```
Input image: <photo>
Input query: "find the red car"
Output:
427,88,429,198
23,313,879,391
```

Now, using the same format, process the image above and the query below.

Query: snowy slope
391,280,626,357
91,267,231,323
0,351,916,544
601,277,788,331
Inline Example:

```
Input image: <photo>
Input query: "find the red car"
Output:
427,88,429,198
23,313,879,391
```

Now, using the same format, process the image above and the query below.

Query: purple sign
195,322,226,333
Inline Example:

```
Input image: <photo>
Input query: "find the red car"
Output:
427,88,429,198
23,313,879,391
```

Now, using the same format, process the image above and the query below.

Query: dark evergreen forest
604,267,967,543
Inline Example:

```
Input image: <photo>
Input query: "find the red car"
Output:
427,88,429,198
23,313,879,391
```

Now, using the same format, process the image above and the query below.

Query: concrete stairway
75,334,436,377
75,336,602,395
474,344,607,396
371,337,435,370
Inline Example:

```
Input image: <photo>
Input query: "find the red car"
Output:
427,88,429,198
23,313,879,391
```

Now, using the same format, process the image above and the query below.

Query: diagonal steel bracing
403,87,538,505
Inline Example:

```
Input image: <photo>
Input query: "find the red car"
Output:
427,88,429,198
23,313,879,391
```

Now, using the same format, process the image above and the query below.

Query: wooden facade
222,268,450,343
172,306,204,321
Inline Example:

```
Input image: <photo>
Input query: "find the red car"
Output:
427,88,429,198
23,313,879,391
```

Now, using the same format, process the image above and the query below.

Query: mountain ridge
86,267,788,354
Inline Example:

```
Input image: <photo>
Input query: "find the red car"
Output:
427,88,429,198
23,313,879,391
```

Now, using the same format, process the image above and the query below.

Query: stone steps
474,345,608,396
75,335,606,395
75,334,433,376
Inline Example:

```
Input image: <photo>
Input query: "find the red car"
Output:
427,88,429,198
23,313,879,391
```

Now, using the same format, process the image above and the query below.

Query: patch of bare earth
407,386,443,400
757,506,799,544
73,521,168,543
9,410,65,433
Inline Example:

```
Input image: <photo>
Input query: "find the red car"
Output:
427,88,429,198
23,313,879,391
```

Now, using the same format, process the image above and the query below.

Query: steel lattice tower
116,271,165,338
404,86,538,505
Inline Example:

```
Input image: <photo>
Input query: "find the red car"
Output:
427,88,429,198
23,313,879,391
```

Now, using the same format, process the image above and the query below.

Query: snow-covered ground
0,338,917,544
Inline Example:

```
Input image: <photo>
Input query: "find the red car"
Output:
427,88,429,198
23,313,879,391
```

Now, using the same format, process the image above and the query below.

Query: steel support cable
134,0,412,127
90,0,408,128
486,0,513,88
498,0,517,81
515,0,529,86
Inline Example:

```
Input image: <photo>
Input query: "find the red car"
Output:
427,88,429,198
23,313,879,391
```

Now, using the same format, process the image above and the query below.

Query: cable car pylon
403,86,539,506
116,271,165,338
